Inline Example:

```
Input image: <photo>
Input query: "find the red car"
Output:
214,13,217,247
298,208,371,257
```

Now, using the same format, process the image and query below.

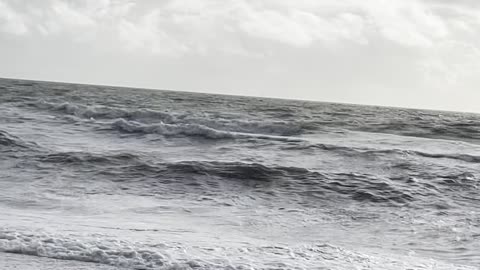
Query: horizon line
1,75,478,115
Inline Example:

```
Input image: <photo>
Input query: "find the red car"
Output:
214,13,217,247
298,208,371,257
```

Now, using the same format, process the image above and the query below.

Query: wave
37,152,141,165
352,119,480,144
29,100,311,136
30,100,176,123
110,118,302,142
412,151,480,163
29,152,415,205
168,162,415,205
166,161,311,181
286,143,480,164
111,118,237,139
31,152,311,182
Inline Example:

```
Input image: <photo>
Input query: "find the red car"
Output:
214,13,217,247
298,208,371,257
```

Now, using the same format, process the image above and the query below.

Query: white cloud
0,0,471,51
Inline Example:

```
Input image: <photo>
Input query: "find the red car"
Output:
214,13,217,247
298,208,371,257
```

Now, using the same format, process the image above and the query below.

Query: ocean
0,77,479,269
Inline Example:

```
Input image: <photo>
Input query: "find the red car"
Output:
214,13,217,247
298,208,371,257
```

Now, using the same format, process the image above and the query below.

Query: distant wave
285,143,480,164
29,100,310,136
355,120,480,144
30,100,176,123
27,100,480,144
111,118,238,140
110,118,303,142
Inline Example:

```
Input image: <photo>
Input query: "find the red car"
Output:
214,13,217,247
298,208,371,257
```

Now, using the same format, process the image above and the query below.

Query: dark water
0,78,479,269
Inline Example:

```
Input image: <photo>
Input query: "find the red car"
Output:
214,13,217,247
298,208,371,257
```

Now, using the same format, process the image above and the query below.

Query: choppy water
0,78,479,270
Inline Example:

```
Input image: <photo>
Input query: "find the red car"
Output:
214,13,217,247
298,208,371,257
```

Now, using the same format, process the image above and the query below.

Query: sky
1,0,480,112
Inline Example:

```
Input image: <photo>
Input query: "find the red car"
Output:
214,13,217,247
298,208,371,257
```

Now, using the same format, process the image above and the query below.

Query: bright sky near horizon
1,0,480,112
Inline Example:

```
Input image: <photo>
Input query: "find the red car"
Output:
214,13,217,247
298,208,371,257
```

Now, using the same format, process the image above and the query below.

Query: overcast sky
1,0,480,112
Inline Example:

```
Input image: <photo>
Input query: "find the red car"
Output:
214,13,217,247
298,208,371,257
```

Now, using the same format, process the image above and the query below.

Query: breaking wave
110,118,302,142
111,118,238,140
29,100,310,136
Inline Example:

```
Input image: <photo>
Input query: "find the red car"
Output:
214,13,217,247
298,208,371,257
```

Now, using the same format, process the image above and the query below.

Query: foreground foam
0,229,476,270
0,229,181,269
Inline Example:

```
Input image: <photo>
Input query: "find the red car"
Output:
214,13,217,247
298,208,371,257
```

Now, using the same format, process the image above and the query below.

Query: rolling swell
28,151,417,205
170,163,416,205
105,162,417,205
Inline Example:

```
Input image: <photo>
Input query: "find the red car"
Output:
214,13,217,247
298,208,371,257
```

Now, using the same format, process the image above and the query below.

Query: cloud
363,0,448,48
0,0,456,50
0,0,135,37
237,7,367,47
1,0,480,88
